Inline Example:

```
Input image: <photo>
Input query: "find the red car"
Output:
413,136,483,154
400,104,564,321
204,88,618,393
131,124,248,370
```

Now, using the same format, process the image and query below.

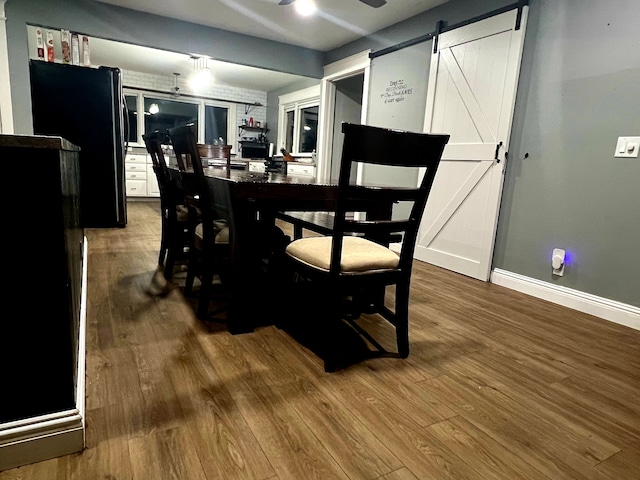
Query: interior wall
6,0,324,135
324,0,513,65
494,0,640,306
364,41,432,191
0,0,12,133
327,0,640,308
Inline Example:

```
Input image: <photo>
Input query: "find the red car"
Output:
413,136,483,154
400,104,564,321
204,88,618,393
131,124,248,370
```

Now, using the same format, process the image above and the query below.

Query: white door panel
417,7,528,280
441,143,496,161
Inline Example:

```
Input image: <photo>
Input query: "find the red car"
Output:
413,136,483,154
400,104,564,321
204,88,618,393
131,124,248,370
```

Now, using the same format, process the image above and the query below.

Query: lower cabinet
287,162,316,176
248,160,316,176
248,160,266,173
0,134,87,470
147,164,160,196
125,153,160,198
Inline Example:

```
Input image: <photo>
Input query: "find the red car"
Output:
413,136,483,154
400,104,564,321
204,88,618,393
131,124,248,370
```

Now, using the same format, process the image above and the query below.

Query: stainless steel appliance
29,60,127,228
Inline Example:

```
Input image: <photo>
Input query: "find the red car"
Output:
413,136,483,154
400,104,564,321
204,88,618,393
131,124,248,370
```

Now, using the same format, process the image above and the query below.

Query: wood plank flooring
2,200,639,479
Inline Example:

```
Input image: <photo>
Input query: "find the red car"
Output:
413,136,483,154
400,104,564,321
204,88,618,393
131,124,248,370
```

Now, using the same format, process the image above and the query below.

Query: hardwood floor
3,200,639,479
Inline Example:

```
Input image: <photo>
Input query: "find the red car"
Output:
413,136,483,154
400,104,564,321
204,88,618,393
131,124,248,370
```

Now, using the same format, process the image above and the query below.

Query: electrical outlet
552,248,565,276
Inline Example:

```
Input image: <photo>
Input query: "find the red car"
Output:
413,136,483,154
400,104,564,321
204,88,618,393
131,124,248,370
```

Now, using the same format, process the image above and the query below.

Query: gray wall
324,0,514,65
6,0,324,134
495,0,640,307
328,0,640,307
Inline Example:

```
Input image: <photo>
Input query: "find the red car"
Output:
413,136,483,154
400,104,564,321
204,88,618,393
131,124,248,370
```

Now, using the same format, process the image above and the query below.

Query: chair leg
184,218,199,297
164,218,182,281
197,276,213,319
184,247,198,297
395,284,410,358
323,284,345,371
196,251,215,319
165,246,176,281
158,213,168,266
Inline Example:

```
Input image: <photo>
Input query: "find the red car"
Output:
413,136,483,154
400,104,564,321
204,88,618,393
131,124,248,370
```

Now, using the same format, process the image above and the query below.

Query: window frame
277,85,321,157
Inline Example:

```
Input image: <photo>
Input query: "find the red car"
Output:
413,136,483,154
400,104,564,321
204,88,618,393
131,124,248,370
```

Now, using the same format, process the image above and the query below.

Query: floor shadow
276,283,386,372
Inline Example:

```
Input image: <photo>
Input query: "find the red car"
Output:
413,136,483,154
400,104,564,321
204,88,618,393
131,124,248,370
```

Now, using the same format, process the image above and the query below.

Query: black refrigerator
29,60,127,228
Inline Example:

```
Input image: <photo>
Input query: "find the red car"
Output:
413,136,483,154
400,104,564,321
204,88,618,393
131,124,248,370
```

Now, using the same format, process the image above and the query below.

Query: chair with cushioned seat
282,122,449,371
143,130,191,280
168,124,231,320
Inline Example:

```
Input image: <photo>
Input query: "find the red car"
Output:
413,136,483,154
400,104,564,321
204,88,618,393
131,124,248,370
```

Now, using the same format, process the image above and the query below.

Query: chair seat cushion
194,221,230,247
176,204,190,222
285,236,399,273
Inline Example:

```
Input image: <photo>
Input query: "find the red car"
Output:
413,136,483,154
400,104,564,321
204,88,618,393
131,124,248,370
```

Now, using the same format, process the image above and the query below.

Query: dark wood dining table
178,165,395,334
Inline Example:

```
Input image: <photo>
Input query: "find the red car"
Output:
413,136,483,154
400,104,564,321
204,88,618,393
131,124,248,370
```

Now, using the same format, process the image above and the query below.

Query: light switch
614,136,640,158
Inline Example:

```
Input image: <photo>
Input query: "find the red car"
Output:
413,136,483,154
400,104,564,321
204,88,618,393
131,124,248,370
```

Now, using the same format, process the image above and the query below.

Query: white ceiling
96,0,450,51
89,0,450,92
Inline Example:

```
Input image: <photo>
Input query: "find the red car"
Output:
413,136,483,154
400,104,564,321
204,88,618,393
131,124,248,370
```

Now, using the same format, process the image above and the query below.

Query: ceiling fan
278,0,387,8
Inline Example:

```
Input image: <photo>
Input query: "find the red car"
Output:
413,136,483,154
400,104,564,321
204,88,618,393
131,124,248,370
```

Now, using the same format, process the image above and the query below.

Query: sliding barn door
415,7,528,280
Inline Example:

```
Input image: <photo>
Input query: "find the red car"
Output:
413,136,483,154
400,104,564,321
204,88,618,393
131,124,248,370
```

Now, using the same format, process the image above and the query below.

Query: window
123,89,236,149
204,104,228,144
124,94,138,145
298,105,318,153
144,97,198,136
278,85,321,156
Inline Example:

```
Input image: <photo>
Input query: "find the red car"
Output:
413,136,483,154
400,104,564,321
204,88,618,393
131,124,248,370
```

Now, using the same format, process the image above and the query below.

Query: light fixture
294,0,316,16
148,103,159,115
303,124,311,131
190,56,212,91
172,72,181,97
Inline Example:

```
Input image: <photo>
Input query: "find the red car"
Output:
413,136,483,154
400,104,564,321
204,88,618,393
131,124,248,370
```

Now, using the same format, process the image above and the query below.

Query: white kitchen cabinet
147,163,160,196
125,154,148,197
287,162,316,176
248,160,315,176
125,153,161,198
248,160,266,173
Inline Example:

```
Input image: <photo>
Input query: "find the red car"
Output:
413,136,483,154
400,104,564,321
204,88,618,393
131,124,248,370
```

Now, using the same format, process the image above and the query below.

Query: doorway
329,74,364,182
317,50,371,182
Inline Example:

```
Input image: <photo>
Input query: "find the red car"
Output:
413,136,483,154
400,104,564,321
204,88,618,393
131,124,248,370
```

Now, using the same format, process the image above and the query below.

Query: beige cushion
176,204,190,222
285,236,399,273
194,221,230,248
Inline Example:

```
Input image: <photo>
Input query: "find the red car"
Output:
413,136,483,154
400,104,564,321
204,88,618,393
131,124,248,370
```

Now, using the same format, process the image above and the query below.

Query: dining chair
143,130,191,281
198,143,233,169
167,124,231,320
282,122,449,371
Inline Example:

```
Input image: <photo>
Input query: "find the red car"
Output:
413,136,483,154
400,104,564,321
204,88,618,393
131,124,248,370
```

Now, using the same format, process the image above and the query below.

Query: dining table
175,164,396,334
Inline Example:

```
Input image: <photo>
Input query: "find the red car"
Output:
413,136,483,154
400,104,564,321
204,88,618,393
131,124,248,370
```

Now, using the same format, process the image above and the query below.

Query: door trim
317,50,371,182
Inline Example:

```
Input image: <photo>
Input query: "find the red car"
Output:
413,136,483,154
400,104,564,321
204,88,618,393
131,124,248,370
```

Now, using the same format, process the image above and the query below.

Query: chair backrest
199,144,232,169
167,124,219,242
330,122,449,276
143,130,170,188
143,129,182,210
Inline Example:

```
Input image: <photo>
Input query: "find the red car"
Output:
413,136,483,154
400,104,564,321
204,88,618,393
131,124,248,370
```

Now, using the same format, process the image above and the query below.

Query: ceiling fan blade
359,0,387,7
278,0,296,5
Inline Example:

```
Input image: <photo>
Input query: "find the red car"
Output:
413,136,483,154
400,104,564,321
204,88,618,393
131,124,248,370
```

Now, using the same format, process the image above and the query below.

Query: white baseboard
0,237,88,471
491,268,640,331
